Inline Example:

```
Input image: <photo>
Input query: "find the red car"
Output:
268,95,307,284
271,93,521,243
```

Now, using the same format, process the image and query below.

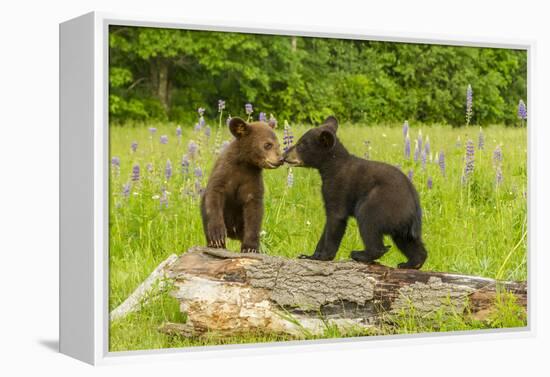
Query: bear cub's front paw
241,246,259,254
207,223,226,248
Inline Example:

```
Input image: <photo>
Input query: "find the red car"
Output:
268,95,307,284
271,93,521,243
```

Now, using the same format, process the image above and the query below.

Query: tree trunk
157,58,170,109
157,247,527,338
150,58,170,110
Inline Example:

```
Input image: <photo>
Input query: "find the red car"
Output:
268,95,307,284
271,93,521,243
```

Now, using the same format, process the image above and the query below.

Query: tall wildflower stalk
518,99,527,127
214,100,225,154
462,139,475,184
287,168,294,188
283,121,294,152
245,103,253,122
466,84,473,126
284,120,295,189
111,156,120,176
493,144,504,187
478,127,485,150
438,150,446,177
165,159,172,181
402,120,409,138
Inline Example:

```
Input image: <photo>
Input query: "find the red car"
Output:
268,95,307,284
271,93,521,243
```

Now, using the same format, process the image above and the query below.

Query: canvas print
108,25,527,352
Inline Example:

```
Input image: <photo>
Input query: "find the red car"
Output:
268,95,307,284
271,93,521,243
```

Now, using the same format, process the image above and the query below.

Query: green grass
109,121,527,352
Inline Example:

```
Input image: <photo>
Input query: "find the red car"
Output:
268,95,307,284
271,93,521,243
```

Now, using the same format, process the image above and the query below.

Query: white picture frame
59,11,534,365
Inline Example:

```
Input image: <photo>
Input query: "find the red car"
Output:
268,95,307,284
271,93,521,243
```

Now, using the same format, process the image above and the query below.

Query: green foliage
109,26,527,126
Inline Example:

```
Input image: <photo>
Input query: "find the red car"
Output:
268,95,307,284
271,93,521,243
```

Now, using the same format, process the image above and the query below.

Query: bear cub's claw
241,247,259,254
207,239,226,248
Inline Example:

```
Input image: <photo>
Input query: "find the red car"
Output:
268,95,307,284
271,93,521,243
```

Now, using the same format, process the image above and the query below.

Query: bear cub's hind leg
350,219,391,263
392,234,427,269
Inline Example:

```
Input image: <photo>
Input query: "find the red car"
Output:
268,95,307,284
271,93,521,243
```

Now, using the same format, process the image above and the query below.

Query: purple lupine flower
188,140,199,157
478,127,484,150
424,136,430,156
427,176,433,190
283,121,294,152
131,164,140,182
204,126,211,138
402,120,409,138
496,166,503,186
408,169,414,181
160,135,168,145
438,150,446,177
122,182,131,198
493,145,503,166
181,155,190,175
165,159,172,180
194,167,203,178
413,140,420,162
199,117,205,128
518,99,527,120
146,163,153,173
160,187,168,208
220,140,230,153
417,130,423,154
149,127,157,135
194,122,202,132
245,103,253,115
404,133,411,159
462,139,475,184
259,112,267,122
466,84,473,125
131,141,138,153
268,114,278,129
287,168,294,188
176,126,182,137
198,107,205,117
218,100,226,112
111,156,120,169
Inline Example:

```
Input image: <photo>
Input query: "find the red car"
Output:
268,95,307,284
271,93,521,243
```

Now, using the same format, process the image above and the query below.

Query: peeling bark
158,247,526,338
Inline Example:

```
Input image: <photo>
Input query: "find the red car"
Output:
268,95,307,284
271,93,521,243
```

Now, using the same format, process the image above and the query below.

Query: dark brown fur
200,117,283,253
283,116,428,269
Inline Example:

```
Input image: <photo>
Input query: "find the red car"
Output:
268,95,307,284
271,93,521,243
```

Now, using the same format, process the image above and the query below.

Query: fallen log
157,247,527,338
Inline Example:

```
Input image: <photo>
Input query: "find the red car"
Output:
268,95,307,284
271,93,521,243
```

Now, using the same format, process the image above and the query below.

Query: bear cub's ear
322,116,339,132
229,117,250,138
319,130,336,149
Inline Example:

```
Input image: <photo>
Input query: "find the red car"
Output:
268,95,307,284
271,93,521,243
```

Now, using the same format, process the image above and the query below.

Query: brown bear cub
283,116,427,269
201,117,283,253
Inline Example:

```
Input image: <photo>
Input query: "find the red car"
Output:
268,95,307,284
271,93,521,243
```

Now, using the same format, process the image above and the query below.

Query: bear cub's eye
264,143,273,150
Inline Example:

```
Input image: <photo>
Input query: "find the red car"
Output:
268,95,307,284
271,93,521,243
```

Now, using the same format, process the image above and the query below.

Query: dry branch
110,254,179,321
158,247,526,338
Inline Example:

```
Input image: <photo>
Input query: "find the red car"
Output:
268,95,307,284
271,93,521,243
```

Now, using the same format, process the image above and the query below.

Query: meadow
109,116,527,352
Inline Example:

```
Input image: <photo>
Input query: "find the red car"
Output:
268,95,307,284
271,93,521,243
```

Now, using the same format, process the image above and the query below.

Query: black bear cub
283,116,427,269
201,117,283,253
